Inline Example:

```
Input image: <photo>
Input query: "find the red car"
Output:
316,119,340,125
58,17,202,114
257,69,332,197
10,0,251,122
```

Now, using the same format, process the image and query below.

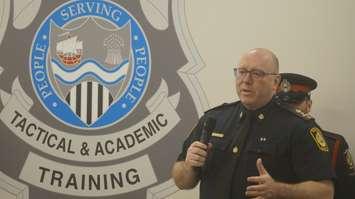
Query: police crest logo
0,0,206,199
31,1,149,129
309,127,329,152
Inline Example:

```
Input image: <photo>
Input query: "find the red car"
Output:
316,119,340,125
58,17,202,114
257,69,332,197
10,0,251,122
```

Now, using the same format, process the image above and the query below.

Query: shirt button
233,146,239,154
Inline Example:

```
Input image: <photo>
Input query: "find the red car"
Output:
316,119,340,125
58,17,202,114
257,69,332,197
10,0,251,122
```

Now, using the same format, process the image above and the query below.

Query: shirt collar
240,98,275,122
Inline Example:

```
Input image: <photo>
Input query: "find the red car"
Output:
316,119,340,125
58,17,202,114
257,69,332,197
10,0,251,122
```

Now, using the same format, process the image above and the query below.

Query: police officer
171,48,334,199
276,72,355,199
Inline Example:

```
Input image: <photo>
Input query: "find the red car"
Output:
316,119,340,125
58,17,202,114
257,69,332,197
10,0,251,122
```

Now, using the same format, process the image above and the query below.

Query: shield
48,18,132,126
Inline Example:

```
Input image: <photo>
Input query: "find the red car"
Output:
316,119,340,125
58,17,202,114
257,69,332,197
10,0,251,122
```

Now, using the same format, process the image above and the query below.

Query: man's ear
273,75,281,91
275,75,281,85
274,74,281,85
308,99,313,110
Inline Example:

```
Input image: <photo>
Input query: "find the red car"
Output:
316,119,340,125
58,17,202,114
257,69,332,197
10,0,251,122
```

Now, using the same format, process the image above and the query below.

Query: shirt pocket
247,143,276,157
246,143,277,175
210,136,230,151
247,141,291,179
202,137,232,176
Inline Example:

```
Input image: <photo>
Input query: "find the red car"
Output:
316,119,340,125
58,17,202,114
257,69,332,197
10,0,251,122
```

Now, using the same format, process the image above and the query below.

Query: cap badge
280,79,291,92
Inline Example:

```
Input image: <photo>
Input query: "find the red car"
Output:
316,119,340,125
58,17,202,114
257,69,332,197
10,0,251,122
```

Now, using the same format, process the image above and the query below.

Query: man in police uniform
276,72,355,199
171,48,334,199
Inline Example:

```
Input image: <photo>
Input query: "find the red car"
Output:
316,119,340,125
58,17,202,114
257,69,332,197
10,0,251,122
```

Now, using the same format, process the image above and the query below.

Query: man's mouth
241,88,253,95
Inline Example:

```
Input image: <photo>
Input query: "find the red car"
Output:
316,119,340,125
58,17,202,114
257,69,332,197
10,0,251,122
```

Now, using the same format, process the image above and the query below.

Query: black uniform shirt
323,131,355,199
177,99,335,199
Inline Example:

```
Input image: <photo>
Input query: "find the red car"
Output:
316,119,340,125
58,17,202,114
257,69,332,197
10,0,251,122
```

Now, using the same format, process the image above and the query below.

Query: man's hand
185,141,211,168
172,141,211,190
246,158,279,199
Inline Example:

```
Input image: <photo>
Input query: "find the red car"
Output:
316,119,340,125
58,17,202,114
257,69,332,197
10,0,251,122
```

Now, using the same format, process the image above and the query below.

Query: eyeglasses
233,67,278,80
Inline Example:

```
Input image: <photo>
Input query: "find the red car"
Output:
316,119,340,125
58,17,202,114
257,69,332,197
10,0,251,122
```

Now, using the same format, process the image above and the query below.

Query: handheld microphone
200,117,216,144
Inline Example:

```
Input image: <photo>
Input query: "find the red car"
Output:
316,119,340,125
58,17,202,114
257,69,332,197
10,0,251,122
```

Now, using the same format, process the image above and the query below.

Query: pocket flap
247,143,276,155
210,137,231,151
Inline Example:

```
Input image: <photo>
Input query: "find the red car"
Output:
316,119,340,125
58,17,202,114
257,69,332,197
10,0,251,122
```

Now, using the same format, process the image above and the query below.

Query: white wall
170,0,355,198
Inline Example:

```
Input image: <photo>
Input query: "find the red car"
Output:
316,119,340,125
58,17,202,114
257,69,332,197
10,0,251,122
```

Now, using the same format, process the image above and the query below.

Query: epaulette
275,101,313,120
322,132,338,142
323,131,346,142
322,131,348,170
204,101,240,114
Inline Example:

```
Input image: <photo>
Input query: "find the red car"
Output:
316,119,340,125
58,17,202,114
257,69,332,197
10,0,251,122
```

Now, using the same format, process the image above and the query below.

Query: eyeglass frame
233,67,279,80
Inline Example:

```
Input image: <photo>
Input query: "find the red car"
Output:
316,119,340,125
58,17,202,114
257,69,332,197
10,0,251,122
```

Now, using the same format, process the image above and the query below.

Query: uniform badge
309,127,329,152
345,149,354,170
280,79,291,92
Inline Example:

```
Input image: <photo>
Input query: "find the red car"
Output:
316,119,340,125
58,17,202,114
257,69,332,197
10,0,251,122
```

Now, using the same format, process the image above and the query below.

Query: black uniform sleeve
290,121,335,181
337,136,355,175
176,116,205,162
336,136,355,197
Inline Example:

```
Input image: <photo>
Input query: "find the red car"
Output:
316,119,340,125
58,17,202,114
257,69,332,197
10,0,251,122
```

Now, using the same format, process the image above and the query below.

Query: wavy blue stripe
51,58,129,73
54,73,126,86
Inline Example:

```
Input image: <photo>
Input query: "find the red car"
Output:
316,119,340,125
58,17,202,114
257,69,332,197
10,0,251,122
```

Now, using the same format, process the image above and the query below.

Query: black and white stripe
66,81,113,125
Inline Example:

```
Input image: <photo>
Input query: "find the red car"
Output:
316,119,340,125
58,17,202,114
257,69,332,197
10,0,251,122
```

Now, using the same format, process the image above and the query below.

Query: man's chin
240,96,254,103
240,98,255,108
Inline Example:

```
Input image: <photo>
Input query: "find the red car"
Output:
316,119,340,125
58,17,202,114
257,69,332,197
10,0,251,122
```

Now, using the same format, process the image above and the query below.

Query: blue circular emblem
30,0,151,129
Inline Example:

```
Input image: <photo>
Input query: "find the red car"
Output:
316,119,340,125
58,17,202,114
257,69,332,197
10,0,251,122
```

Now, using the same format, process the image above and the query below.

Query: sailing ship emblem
56,33,83,66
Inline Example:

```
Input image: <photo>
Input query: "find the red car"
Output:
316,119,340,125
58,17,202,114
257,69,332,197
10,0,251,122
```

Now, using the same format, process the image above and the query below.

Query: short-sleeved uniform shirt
323,131,355,199
177,99,334,199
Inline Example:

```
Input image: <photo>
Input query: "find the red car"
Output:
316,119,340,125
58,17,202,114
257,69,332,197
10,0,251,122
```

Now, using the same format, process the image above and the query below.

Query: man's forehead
239,51,274,70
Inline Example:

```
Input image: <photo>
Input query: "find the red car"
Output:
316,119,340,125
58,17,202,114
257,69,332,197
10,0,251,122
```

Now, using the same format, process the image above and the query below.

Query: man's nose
242,72,253,83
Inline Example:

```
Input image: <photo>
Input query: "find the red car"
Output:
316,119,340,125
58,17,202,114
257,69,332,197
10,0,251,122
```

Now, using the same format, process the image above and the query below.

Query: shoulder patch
345,149,354,171
309,127,329,152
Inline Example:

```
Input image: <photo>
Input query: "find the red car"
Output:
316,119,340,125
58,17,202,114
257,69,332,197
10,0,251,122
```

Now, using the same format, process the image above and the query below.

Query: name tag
211,132,224,138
